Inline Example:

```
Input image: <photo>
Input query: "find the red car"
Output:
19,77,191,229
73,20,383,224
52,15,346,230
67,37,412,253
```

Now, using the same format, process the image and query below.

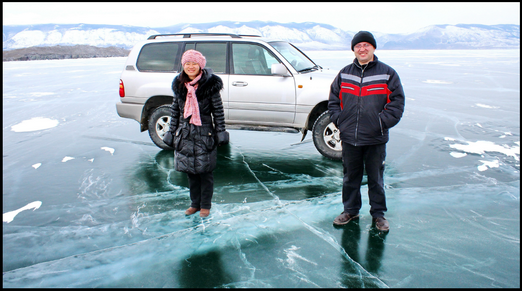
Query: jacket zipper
354,65,366,146
378,115,384,136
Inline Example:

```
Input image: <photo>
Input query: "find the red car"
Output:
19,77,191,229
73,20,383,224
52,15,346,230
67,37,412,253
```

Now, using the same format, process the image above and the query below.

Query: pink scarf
183,72,203,126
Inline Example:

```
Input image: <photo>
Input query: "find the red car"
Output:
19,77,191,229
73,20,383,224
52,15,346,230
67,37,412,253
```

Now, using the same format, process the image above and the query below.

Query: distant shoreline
3,45,130,62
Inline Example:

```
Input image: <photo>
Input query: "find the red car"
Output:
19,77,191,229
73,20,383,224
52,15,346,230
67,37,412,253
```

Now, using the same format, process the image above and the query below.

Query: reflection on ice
2,189,390,287
4,174,518,287
3,134,519,287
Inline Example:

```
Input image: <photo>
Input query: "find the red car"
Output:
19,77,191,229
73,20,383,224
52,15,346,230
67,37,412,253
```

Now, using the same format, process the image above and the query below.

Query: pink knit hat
181,49,206,68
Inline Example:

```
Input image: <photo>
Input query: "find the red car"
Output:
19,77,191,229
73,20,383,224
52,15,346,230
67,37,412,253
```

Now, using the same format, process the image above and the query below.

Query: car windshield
269,41,319,73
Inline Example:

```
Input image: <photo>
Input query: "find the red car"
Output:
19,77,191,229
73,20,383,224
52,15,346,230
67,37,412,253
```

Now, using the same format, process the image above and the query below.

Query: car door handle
232,81,248,87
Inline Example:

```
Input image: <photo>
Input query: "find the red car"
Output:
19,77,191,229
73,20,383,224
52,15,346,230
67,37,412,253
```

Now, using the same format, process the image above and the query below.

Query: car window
269,41,316,72
184,43,195,51
184,42,227,74
232,43,278,75
137,42,182,72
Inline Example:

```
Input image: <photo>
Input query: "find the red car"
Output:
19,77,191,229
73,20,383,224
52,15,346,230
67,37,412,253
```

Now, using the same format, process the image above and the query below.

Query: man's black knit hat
351,31,377,51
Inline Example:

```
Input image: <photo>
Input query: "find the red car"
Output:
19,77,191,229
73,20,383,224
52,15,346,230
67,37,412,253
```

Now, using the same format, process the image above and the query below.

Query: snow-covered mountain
3,22,519,51
382,24,520,49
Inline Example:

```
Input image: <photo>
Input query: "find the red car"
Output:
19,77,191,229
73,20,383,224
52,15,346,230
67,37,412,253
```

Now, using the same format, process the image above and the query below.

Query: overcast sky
3,2,520,34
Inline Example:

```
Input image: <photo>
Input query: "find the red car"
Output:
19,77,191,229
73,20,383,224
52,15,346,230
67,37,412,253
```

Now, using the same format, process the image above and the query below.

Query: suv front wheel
148,105,174,150
312,111,342,161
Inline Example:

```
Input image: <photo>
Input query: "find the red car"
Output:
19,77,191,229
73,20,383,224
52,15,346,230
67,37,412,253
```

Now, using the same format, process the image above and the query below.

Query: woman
163,50,229,218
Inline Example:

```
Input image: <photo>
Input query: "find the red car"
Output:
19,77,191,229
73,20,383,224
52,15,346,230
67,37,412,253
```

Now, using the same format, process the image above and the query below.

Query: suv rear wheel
148,105,174,150
312,111,342,160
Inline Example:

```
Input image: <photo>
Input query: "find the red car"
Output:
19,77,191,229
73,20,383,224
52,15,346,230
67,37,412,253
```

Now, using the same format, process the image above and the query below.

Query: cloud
3,2,520,34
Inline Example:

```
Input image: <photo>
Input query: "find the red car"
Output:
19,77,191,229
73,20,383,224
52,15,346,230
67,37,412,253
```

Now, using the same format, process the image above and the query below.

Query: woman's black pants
187,172,214,209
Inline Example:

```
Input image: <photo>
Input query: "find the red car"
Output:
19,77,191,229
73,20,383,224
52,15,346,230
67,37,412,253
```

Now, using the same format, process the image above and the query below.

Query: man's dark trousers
341,142,387,218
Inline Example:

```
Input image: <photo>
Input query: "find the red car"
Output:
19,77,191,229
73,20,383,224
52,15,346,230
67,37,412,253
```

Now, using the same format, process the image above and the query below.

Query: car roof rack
147,33,262,40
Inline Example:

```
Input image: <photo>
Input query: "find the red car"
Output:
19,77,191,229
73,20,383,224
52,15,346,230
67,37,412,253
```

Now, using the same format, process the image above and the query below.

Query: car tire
312,111,342,160
148,105,174,151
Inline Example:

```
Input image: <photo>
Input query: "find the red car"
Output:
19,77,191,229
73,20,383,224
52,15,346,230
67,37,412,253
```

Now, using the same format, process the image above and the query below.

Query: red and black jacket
328,55,405,146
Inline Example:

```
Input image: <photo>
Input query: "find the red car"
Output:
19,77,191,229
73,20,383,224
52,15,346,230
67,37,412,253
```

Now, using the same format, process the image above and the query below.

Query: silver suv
116,33,341,160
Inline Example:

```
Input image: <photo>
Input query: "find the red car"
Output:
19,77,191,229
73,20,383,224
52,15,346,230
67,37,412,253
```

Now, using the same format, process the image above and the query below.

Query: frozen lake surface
3,49,520,288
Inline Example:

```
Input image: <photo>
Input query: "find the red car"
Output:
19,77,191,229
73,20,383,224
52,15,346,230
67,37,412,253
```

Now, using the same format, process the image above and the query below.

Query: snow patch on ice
11,117,59,132
448,139,520,161
101,147,115,155
499,132,512,138
3,201,42,223
475,103,499,109
478,160,500,172
30,92,55,97
450,152,467,158
62,156,75,162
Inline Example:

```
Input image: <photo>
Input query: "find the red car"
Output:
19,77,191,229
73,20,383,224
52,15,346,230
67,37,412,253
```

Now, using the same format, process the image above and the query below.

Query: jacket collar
173,68,222,99
354,54,379,69
174,68,209,92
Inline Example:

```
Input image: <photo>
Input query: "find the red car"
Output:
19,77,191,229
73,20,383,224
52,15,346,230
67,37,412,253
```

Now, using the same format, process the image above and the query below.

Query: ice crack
238,148,281,205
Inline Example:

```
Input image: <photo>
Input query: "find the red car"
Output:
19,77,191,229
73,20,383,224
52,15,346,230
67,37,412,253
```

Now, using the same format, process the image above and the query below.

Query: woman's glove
163,131,174,147
216,130,229,146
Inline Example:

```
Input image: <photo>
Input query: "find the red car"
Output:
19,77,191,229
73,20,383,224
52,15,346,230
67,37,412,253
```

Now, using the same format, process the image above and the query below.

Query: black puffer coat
164,68,225,174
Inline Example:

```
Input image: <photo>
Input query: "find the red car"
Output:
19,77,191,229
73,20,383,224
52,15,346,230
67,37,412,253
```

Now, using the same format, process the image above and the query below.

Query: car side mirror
271,63,291,76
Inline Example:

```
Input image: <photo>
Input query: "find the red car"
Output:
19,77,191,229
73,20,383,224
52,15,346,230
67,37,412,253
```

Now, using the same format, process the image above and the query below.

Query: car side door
228,43,296,126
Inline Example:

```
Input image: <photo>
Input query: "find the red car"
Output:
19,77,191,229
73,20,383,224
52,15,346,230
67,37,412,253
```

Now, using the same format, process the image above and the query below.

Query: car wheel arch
140,95,173,132
305,101,329,131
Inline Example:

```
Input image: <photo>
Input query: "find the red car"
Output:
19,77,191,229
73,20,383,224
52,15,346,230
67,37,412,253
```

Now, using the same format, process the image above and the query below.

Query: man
328,31,405,231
